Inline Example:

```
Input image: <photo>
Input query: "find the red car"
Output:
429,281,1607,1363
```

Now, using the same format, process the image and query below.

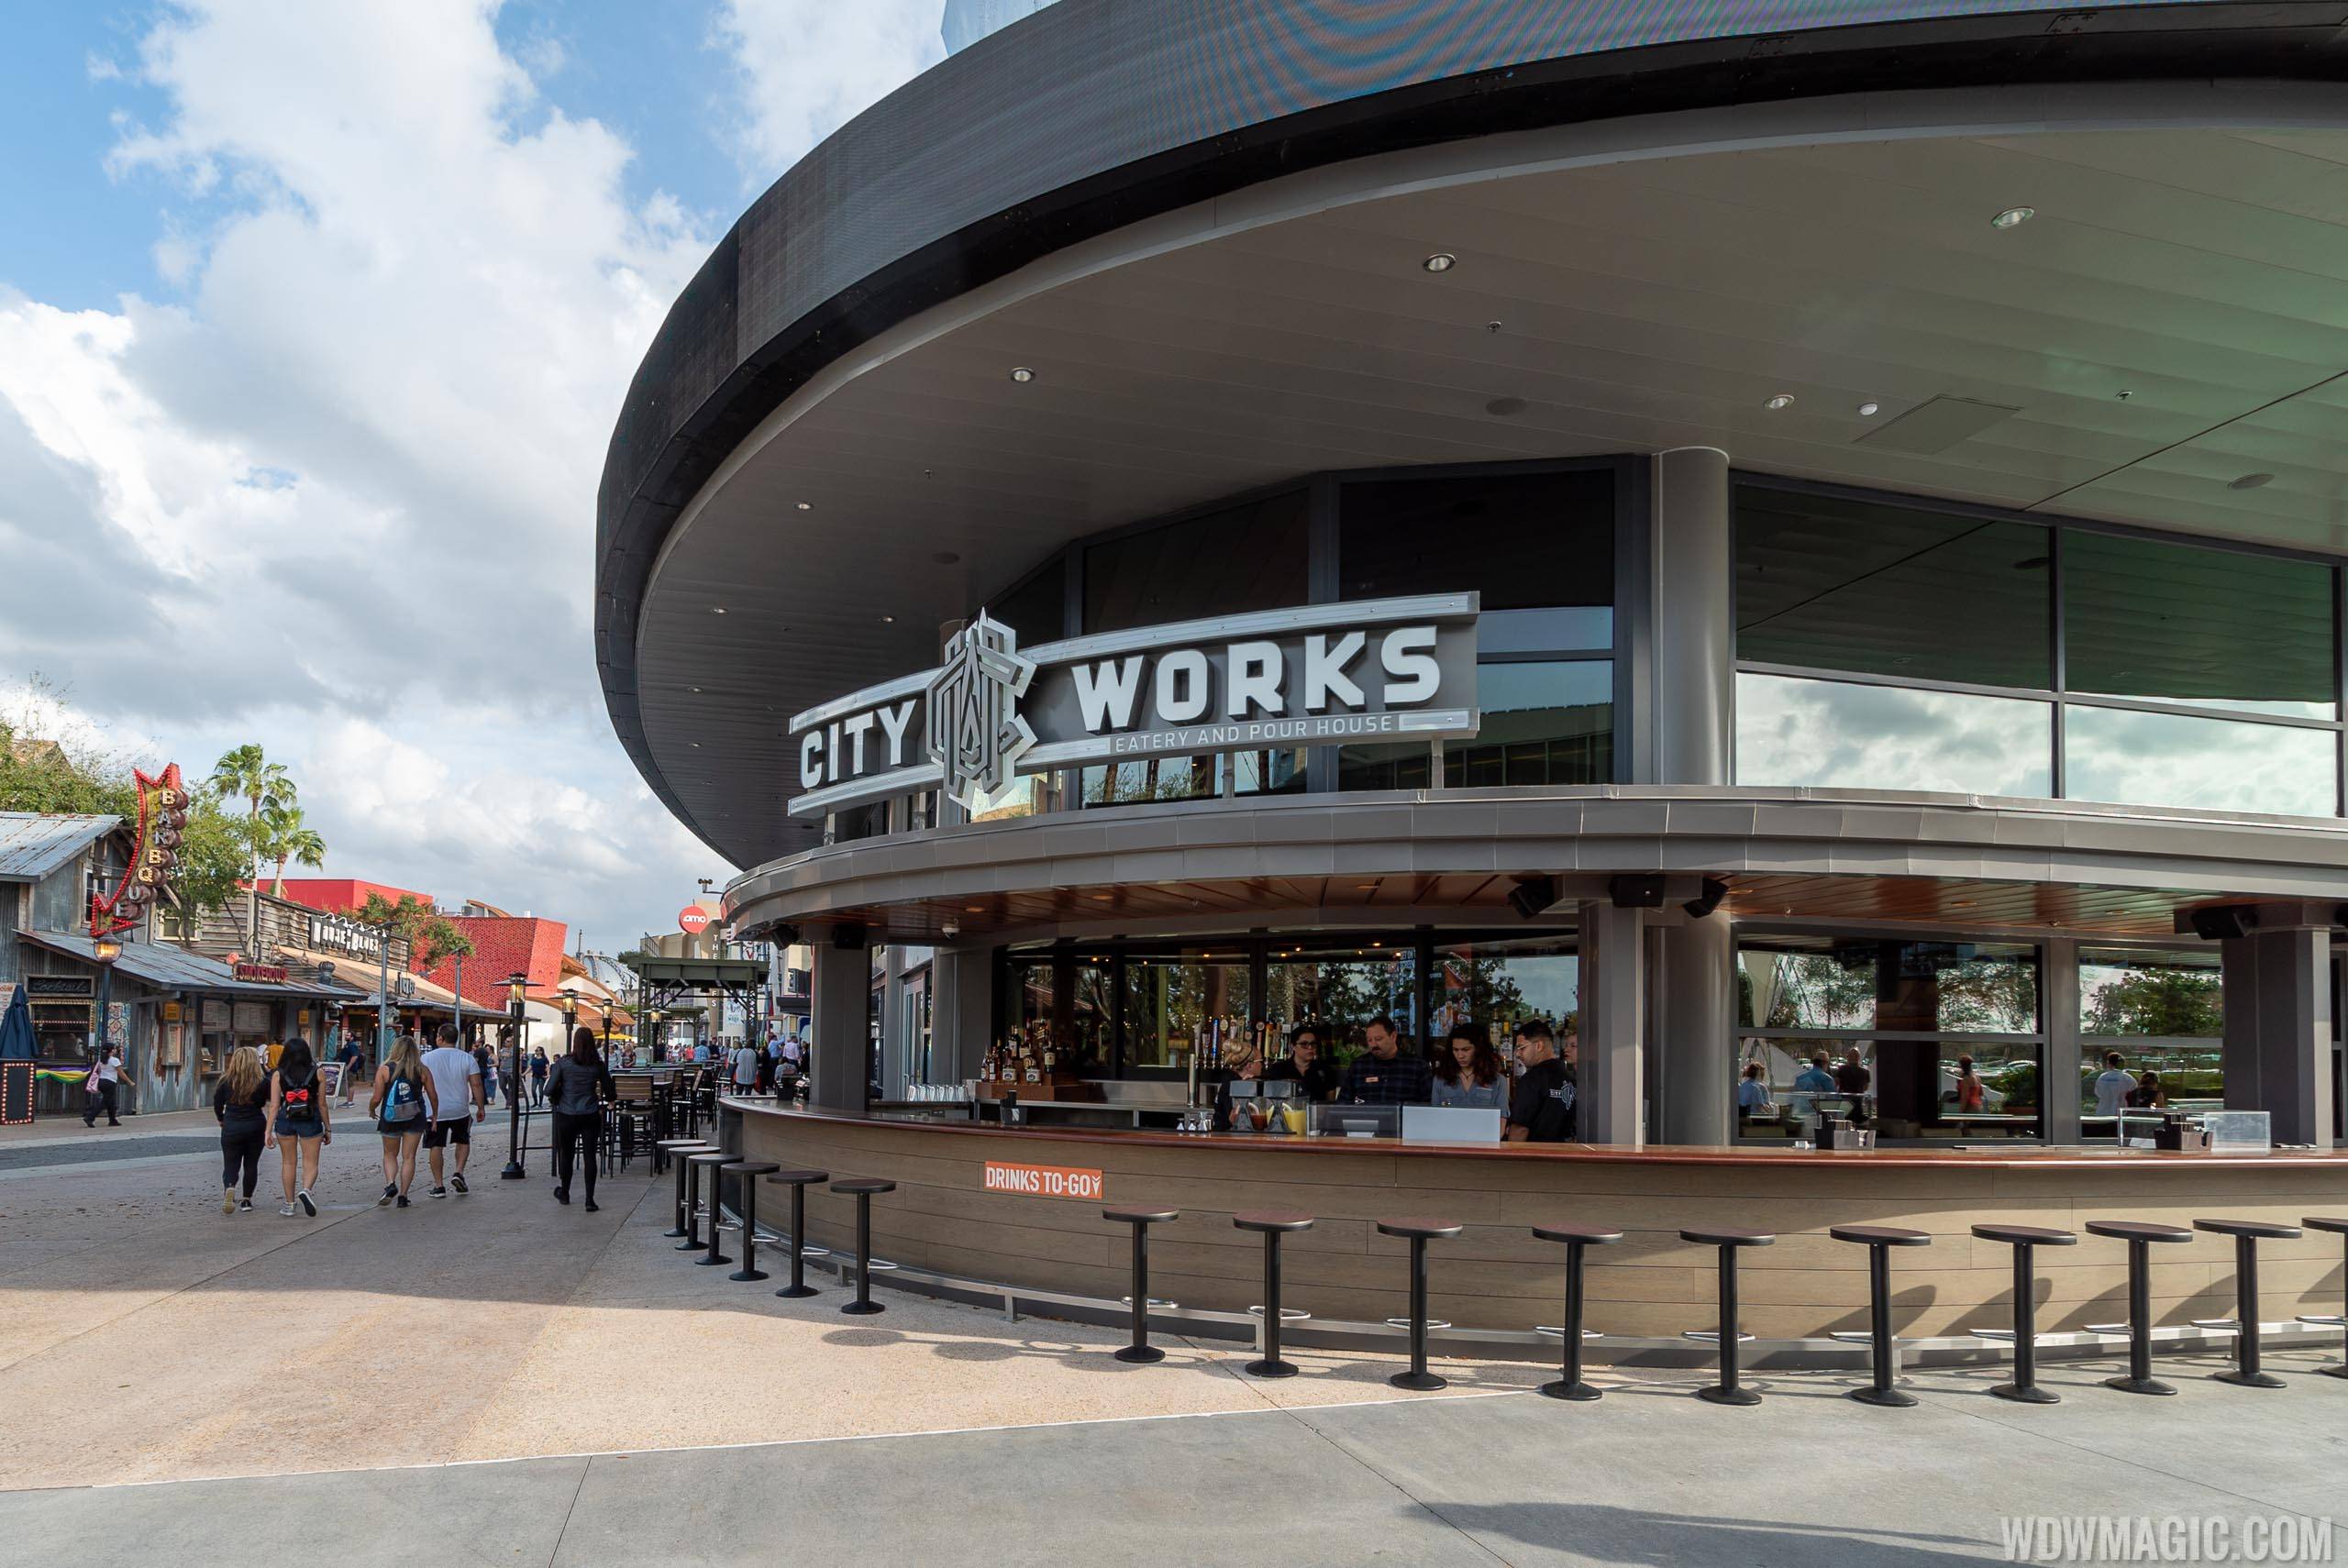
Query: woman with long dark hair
546,1026,615,1210
265,1036,331,1217
1430,1025,1508,1110
213,1045,270,1213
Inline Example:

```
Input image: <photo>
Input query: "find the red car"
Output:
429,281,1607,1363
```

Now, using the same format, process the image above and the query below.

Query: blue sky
0,1,943,955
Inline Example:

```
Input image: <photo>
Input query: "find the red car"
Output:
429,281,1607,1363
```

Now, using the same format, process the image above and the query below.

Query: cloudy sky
0,1,946,955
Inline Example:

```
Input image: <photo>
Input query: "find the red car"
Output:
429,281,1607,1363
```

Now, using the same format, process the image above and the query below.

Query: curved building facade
604,0,2348,1158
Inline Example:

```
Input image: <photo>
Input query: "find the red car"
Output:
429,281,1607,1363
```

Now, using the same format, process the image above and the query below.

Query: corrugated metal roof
0,812,120,882
17,931,354,997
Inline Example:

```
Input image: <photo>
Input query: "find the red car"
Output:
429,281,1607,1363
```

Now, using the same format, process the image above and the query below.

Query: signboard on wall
233,963,288,984
306,912,385,960
26,976,94,999
231,1001,271,1034
201,999,230,1032
981,1160,1105,1200
788,593,1481,816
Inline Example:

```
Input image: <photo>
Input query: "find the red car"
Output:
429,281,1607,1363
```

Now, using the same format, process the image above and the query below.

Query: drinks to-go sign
982,1160,1104,1199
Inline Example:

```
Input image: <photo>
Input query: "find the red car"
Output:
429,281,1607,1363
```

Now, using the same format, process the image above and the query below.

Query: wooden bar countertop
729,1099,2348,1172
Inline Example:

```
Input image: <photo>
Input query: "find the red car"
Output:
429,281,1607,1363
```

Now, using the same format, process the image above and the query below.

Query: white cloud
713,0,944,186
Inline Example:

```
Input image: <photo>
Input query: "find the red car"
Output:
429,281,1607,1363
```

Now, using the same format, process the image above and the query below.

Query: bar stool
1529,1222,1622,1402
688,1153,736,1266
1828,1226,1933,1408
2194,1218,2301,1388
1378,1217,1462,1391
1679,1227,1776,1406
721,1162,781,1282
675,1146,723,1250
2083,1220,2193,1396
659,1140,713,1239
1102,1206,1180,1364
831,1178,897,1316
2301,1217,2348,1379
1968,1223,2077,1404
1235,1210,1314,1378
762,1169,832,1298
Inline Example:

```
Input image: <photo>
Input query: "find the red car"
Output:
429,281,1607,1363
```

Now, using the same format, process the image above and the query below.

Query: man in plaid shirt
1335,1017,1433,1104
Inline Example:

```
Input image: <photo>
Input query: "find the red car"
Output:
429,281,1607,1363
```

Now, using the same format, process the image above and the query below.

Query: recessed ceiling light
1486,396,1527,417
1422,252,1456,273
690,687,702,693
795,501,812,512
965,905,982,912
932,551,961,565
1857,401,1880,417
691,742,702,748
1765,394,1795,411
1485,320,1502,334
2229,472,2276,491
1009,366,1036,383
1990,206,2034,230
880,614,895,624
711,606,726,614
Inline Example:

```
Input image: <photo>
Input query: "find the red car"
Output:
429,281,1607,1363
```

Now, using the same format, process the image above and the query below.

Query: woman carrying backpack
368,1034,438,1208
265,1037,332,1218
546,1026,615,1211
213,1045,270,1213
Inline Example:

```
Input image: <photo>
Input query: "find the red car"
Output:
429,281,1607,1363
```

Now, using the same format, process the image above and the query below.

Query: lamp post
648,1006,664,1065
500,971,527,1180
92,935,122,1097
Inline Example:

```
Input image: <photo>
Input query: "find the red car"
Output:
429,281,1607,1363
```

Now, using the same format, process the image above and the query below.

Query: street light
500,971,528,1181
91,936,122,1096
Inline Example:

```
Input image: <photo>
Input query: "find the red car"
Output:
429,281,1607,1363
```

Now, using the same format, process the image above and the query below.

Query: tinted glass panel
1340,469,1612,613
1264,938,1420,1057
1445,661,1611,787
1429,936,1578,1044
989,557,1065,648
2080,949,2221,1038
1120,949,1252,1071
2063,705,2336,817
1735,673,2053,796
2064,530,2335,718
1084,491,1307,634
1735,485,2051,688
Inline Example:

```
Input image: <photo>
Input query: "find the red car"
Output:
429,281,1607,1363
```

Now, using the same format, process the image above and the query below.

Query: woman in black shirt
213,1045,270,1213
545,1027,617,1210
1262,1026,1341,1103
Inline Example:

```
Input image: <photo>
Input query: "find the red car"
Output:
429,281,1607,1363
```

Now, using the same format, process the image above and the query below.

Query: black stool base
1695,1385,1761,1408
1389,1370,1447,1392
2212,1369,2286,1389
775,1283,821,1299
1538,1379,1601,1403
673,1237,701,1252
1847,1386,1916,1408
1989,1382,2059,1405
1115,1345,1166,1365
1243,1358,1299,1379
661,1226,688,1239
2104,1375,2176,1397
728,1267,770,1283
839,1300,886,1317
2320,1364,2348,1380
693,1252,733,1267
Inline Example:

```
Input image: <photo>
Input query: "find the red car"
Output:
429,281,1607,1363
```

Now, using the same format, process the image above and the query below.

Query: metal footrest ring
1247,1306,1312,1323
1680,1330,1755,1345
1535,1325,1603,1341
1387,1317,1454,1331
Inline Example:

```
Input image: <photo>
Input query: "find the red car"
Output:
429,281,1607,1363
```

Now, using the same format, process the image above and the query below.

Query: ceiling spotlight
1485,320,1502,334
1422,252,1456,273
2229,472,2276,491
1009,366,1036,383
1857,401,1880,417
1990,205,2034,230
795,501,812,511
711,605,727,614
1765,394,1795,411
689,686,702,693
2116,390,2132,401
880,614,895,624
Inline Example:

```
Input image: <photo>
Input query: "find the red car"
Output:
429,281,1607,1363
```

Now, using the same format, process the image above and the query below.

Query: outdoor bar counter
730,1099,2348,1345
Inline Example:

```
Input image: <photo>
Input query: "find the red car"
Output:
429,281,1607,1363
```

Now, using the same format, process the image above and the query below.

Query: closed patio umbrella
0,984,34,1061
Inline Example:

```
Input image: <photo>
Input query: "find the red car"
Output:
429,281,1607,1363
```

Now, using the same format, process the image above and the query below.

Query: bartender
1263,1025,1340,1102
1504,1019,1577,1142
1210,1045,1264,1132
1335,1017,1432,1104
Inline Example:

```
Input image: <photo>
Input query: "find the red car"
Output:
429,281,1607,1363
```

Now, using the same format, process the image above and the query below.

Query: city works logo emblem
925,613,1036,809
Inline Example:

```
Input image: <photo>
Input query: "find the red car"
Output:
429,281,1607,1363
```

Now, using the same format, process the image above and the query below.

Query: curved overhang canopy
600,0,2348,867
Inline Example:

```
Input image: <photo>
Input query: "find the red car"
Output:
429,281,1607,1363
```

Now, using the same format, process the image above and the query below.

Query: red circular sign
679,907,713,934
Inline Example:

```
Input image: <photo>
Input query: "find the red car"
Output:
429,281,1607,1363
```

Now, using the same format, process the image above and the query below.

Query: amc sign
788,593,1479,817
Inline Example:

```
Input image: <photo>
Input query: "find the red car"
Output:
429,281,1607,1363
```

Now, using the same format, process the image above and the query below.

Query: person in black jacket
213,1046,270,1213
545,1026,616,1210
1505,1020,1578,1143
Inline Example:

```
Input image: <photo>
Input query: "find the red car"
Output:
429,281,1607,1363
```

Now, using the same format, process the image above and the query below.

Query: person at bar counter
1335,1016,1432,1104
1210,1043,1265,1132
1833,1049,1871,1128
1504,1019,1577,1143
1263,1025,1340,1102
1431,1025,1508,1109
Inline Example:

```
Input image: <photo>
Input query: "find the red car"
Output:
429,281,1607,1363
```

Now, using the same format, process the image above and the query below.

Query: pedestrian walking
729,1038,759,1098
547,1026,615,1211
266,1036,331,1217
82,1043,131,1127
213,1044,269,1213
527,1045,549,1107
336,1033,367,1106
472,1036,498,1109
419,1022,483,1197
368,1033,436,1208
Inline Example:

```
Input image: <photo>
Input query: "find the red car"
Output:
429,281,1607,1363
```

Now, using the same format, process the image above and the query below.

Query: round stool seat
1972,1223,2077,1246
2195,1218,2300,1241
1235,1209,1315,1233
2303,1216,2348,1235
2086,1220,2193,1244
1378,1217,1463,1241
686,1151,733,1167
657,1139,714,1152
832,1177,896,1196
1534,1222,1624,1246
1104,1206,1180,1225
1829,1225,1932,1247
723,1161,781,1177
1681,1227,1775,1247
763,1168,830,1187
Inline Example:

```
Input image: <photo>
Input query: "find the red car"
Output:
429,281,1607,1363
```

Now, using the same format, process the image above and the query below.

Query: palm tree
207,745,294,950
260,803,327,896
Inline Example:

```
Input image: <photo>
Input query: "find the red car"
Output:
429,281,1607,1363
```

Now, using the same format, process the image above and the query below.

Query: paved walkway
2,1118,2343,1564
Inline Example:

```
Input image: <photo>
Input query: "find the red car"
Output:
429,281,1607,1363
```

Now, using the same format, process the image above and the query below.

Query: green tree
206,744,295,950
259,803,327,895
2085,967,2221,1038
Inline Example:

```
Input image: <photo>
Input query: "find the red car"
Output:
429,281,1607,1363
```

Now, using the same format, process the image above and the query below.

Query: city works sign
788,593,1479,816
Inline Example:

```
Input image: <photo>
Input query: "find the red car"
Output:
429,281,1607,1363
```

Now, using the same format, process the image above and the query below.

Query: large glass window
1735,673,2053,797
1084,491,1307,634
989,557,1066,649
1445,662,1611,787
1429,936,1578,1043
1121,947,1252,1072
1340,469,1614,615
1735,937,2043,1142
2079,947,2222,1133
1264,938,1419,1063
2064,706,2338,818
